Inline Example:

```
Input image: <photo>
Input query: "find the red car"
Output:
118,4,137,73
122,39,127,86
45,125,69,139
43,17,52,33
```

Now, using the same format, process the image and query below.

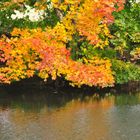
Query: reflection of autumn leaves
5,96,115,127
0,96,115,140
65,96,115,111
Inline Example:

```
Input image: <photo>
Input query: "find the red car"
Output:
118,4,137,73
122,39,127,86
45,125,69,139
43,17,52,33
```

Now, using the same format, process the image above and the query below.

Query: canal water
0,86,140,140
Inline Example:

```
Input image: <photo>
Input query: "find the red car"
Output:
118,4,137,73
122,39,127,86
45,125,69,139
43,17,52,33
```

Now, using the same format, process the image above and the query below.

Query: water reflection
0,87,140,140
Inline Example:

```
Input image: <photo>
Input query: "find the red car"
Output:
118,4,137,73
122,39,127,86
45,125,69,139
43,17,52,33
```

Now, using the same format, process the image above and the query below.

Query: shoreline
0,76,140,95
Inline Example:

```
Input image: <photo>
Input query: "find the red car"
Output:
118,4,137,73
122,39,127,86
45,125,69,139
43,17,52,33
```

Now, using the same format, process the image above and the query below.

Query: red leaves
0,28,115,87
0,40,13,62
76,0,125,44
65,59,114,87
0,0,125,88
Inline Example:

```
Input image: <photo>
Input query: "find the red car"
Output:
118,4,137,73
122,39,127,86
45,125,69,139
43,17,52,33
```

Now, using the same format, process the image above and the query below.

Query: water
0,86,140,140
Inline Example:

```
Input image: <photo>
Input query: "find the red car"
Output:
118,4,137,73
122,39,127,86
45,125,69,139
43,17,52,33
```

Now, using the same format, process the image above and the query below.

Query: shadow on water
0,81,140,112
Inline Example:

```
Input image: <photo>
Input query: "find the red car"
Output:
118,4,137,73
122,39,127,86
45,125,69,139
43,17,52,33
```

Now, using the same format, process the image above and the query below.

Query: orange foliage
0,0,125,87
130,48,140,61
0,28,114,87
52,0,125,45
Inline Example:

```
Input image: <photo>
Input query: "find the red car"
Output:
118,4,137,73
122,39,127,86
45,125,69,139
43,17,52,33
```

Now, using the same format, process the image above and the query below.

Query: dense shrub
110,1,140,57
112,59,140,84
0,0,140,88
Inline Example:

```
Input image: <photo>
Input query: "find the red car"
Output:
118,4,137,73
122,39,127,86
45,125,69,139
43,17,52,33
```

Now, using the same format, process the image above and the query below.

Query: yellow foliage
0,0,125,87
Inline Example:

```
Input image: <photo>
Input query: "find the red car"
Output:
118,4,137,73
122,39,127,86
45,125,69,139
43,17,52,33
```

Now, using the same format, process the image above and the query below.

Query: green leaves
110,2,140,52
111,60,140,84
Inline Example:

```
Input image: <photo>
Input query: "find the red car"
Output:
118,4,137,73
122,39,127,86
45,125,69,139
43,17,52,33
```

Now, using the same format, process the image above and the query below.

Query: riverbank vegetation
0,0,140,88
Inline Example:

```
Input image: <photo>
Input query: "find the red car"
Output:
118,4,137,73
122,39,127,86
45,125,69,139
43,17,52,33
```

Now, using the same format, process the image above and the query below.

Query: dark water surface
0,86,140,140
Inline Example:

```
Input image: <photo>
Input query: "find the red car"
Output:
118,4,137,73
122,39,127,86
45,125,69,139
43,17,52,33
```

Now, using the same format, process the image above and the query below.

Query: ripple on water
0,91,140,140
